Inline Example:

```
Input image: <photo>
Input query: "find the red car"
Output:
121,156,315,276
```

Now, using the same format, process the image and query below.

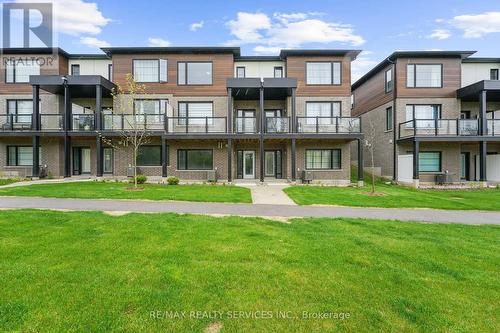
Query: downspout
388,57,397,181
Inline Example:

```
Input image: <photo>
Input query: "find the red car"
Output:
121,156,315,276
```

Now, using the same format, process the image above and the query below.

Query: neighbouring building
351,51,500,186
0,47,364,184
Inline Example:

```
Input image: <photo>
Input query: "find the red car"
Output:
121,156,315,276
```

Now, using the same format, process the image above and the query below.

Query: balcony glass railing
0,114,32,131
265,117,290,133
102,114,165,131
72,114,95,131
398,119,480,138
487,119,500,136
234,117,257,133
40,114,64,131
297,117,361,133
166,117,227,133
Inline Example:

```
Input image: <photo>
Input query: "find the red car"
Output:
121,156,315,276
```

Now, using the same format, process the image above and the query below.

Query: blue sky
3,0,500,79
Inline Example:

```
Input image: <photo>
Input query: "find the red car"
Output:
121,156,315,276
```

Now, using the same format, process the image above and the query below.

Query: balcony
234,117,257,134
166,117,227,134
0,114,32,131
102,114,165,131
72,114,95,131
296,117,361,134
487,119,500,136
399,119,480,138
265,117,290,133
40,114,64,131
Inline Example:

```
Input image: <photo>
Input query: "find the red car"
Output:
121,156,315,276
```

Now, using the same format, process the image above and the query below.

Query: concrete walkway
0,177,93,189
0,196,499,224
241,184,296,205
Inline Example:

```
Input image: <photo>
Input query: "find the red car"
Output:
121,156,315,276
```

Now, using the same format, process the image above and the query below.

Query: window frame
305,61,342,86
274,66,284,78
136,145,164,166
5,59,41,84
177,101,214,125
419,151,442,173
305,149,341,170
386,106,393,131
6,145,41,166
385,68,393,93
305,101,342,123
406,63,443,88
132,59,166,83
236,66,246,78
108,64,113,81
490,68,499,80
71,64,80,75
405,104,442,128
177,149,213,170
177,61,214,86
133,99,163,115
7,99,36,123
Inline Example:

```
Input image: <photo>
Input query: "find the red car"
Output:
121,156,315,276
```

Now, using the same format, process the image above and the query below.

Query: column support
32,136,40,178
291,138,296,182
227,138,232,182
479,141,487,183
161,136,168,177
413,140,419,188
479,90,487,135
357,138,364,185
96,137,103,177
95,84,102,131
259,86,265,182
227,88,232,133
63,82,72,177
64,136,71,177
32,85,40,130
291,87,296,132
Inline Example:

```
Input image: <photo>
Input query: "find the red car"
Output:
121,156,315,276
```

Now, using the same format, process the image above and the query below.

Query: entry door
265,109,283,132
243,151,255,179
82,148,91,173
264,150,282,178
72,147,91,175
103,148,113,174
237,110,255,133
460,152,470,180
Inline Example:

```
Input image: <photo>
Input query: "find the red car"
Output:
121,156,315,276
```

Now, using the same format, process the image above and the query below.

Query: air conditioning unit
207,170,217,182
302,170,313,183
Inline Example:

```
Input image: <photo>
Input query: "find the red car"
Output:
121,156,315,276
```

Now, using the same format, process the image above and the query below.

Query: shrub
135,174,147,184
166,176,179,185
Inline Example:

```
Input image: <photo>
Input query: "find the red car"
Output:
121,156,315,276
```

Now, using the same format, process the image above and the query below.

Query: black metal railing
72,114,95,131
398,118,480,138
296,117,361,133
487,119,500,136
0,114,33,131
265,117,290,133
234,117,257,133
40,114,64,131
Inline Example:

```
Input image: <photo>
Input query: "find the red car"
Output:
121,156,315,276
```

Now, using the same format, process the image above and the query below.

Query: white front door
243,151,255,179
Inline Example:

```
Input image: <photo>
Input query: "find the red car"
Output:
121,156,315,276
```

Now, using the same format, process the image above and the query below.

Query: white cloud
15,0,111,35
79,36,110,48
450,11,500,38
351,51,377,82
147,37,171,47
428,29,451,40
190,21,204,31
253,46,281,54
225,12,364,50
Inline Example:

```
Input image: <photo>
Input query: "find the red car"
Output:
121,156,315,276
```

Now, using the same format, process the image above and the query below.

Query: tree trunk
370,147,375,193
133,146,138,188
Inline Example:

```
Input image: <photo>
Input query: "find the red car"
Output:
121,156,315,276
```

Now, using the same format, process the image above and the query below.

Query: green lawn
0,181,252,203
0,178,28,186
0,210,498,332
285,181,500,210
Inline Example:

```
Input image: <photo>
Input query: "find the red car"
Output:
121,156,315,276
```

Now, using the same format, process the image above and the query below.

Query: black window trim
132,59,161,83
177,149,213,170
406,63,443,88
384,68,393,93
133,99,164,115
108,63,113,81
6,145,41,166
406,104,442,121
177,101,214,124
136,144,167,167
386,106,393,131
236,66,246,78
305,61,342,86
71,64,80,75
274,66,284,78
305,101,342,118
177,61,214,86
4,59,40,84
305,148,342,170
419,151,442,173
490,68,499,80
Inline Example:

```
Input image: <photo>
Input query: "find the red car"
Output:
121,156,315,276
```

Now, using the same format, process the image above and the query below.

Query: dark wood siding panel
286,56,352,96
0,53,67,94
396,57,461,98
352,64,393,116
112,53,233,96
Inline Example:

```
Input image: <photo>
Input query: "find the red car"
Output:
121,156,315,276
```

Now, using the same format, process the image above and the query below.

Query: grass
285,172,500,210
0,181,252,203
0,210,498,332
0,178,28,186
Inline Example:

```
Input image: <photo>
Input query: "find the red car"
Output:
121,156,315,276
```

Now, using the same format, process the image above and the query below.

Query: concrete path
241,184,296,205
0,196,499,224
0,177,93,189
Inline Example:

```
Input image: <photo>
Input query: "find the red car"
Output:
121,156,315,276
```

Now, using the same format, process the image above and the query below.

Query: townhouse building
352,51,500,186
0,47,364,184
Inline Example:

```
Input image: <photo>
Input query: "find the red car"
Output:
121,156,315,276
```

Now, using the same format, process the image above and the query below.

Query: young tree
364,121,377,194
100,73,150,188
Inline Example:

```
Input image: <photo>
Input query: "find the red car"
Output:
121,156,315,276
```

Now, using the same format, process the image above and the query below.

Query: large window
133,59,167,83
386,106,393,131
306,149,341,170
491,69,499,80
71,64,80,75
405,104,441,128
134,100,162,115
137,145,162,166
419,152,441,172
406,64,442,88
306,62,341,85
177,149,213,170
306,102,341,124
178,102,213,125
385,68,393,92
274,66,283,78
178,62,213,85
7,146,41,166
7,100,33,123
5,60,40,83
